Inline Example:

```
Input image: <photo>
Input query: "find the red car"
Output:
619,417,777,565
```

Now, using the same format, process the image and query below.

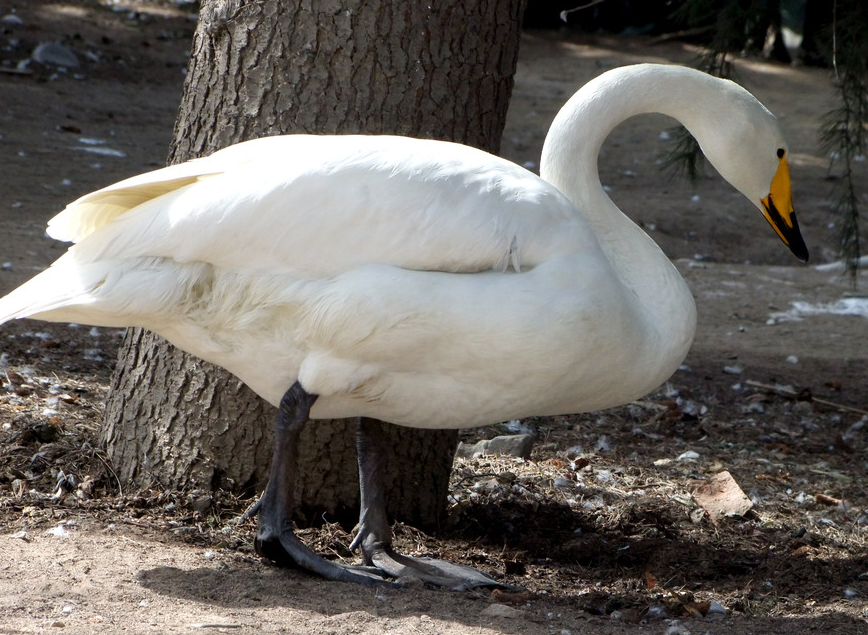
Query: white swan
0,64,807,587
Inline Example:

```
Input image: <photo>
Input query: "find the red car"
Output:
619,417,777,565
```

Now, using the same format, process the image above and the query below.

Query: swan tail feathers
0,259,108,326
46,172,214,243
46,136,281,244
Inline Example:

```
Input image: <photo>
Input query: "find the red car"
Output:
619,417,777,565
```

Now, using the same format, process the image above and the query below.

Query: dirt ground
1,1,868,634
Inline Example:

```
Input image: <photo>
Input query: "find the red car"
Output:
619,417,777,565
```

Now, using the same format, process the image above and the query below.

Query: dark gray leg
254,383,388,585
350,417,523,591
348,417,393,561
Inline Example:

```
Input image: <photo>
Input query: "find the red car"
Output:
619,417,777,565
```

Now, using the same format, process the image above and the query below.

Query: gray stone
32,42,80,69
455,433,534,459
480,603,524,618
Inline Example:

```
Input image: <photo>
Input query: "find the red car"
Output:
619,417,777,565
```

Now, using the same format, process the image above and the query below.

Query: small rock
691,470,753,525
794,491,814,505
1,13,24,25
480,603,524,619
564,445,583,458
646,603,669,619
664,621,691,635
743,401,765,414
677,450,700,461
455,434,534,459
708,600,727,614
786,355,799,364
679,400,706,417
45,524,69,539
191,495,212,513
503,419,532,434
553,476,573,488
472,477,503,493
723,364,743,375
595,469,615,486
32,42,80,69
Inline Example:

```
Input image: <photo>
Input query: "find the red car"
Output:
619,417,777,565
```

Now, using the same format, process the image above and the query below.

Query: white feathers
0,65,793,430
49,136,583,277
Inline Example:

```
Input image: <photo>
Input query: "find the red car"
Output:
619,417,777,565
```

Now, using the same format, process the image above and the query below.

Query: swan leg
349,417,522,591
254,382,390,586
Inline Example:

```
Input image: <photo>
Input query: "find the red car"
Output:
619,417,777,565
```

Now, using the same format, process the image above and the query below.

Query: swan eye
776,148,785,159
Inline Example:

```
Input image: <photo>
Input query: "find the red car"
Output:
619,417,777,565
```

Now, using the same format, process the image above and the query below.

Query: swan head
757,148,809,262
694,80,809,263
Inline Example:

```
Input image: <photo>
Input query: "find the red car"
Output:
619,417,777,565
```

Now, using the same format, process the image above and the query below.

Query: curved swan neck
541,64,706,369
541,64,725,202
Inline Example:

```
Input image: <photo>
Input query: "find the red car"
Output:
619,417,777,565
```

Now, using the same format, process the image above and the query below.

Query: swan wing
58,135,590,277
46,136,295,243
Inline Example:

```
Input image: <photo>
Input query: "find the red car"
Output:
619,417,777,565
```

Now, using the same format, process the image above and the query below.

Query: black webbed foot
254,518,389,585
252,383,394,586
352,417,522,591
356,540,522,591
253,385,520,590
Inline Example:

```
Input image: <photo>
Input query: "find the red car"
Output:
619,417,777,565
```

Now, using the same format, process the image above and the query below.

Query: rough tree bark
100,0,526,528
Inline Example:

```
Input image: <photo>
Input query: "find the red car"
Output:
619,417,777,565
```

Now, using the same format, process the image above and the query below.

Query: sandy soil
1,2,867,634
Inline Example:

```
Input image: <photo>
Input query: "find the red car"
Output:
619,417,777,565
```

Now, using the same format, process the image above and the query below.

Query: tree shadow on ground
135,497,868,634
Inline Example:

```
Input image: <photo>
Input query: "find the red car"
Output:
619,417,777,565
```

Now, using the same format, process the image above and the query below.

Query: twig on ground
745,380,868,416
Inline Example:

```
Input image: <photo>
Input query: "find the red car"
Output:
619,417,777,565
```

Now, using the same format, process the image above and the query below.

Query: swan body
0,64,807,431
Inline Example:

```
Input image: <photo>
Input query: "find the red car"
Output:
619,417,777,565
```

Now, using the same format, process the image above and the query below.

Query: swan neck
540,65,701,373
541,65,714,201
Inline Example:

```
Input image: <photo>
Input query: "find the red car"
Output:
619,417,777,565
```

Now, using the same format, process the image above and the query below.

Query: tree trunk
101,0,525,529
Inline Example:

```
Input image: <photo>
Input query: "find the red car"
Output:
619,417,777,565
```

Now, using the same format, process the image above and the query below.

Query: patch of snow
769,298,868,323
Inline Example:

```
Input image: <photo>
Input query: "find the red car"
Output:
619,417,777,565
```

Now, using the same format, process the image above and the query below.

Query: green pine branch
820,0,868,282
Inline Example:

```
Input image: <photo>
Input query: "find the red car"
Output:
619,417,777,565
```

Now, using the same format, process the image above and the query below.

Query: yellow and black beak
760,152,809,262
